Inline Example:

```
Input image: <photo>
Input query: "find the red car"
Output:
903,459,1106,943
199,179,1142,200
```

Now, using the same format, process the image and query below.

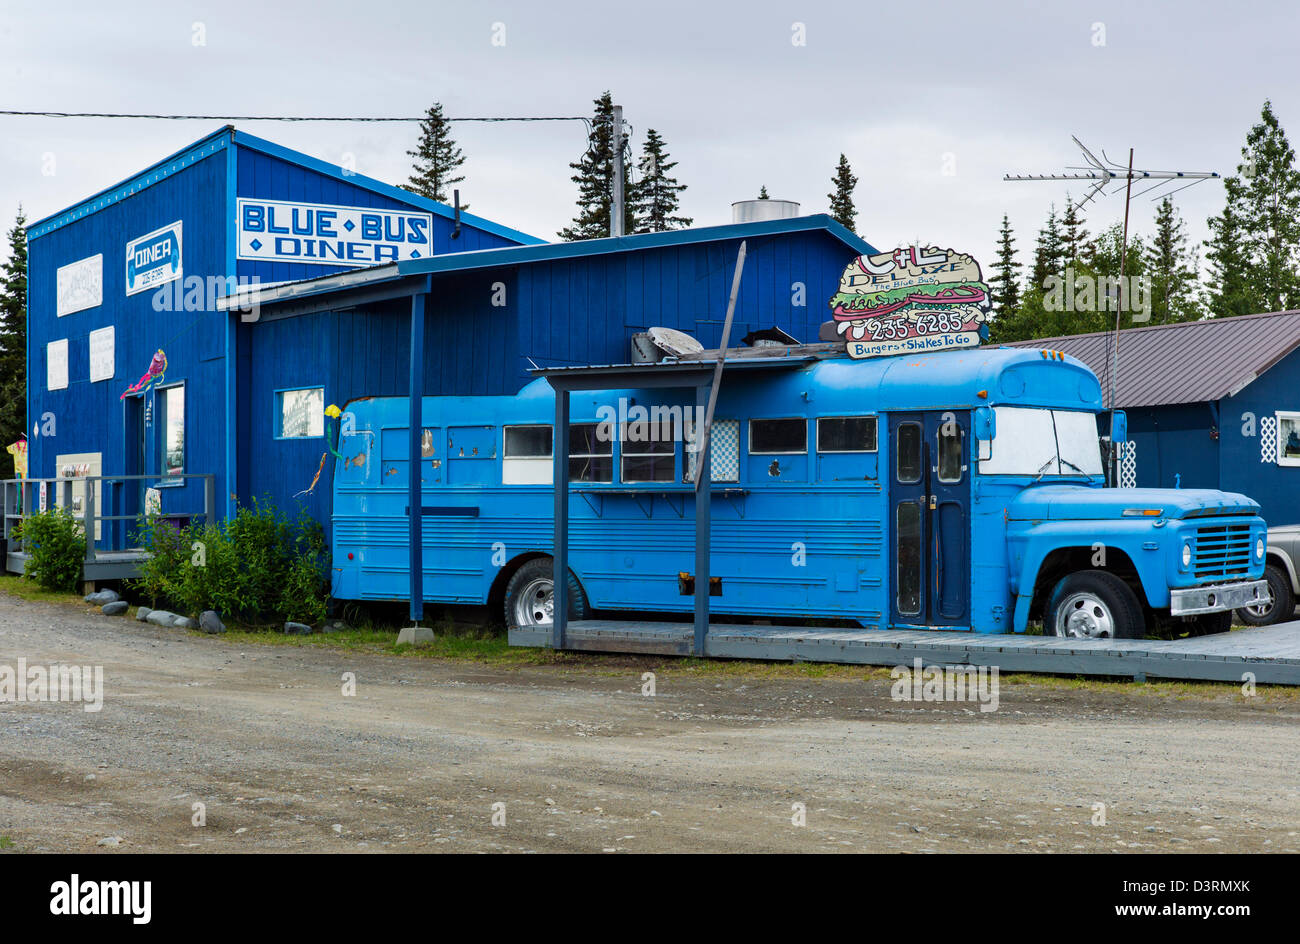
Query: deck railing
2,473,216,574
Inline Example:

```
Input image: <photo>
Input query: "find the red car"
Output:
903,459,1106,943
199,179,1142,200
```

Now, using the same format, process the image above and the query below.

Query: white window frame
503,424,553,485
1277,411,1300,467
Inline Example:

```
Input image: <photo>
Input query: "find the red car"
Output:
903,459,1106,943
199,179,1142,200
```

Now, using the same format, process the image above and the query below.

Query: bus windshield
979,407,1104,477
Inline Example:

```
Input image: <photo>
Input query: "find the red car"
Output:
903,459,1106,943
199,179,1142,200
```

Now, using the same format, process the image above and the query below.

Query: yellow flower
324,404,341,419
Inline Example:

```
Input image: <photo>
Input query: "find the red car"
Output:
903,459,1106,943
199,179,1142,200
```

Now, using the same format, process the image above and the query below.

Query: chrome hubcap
1055,592,1116,639
1244,588,1274,617
514,577,554,627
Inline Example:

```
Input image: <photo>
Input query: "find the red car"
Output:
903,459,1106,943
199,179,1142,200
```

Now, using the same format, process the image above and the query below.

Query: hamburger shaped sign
829,246,992,359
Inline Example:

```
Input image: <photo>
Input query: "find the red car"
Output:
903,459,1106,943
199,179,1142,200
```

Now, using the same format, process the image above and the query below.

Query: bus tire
1045,571,1143,640
504,557,588,631
1235,563,1294,626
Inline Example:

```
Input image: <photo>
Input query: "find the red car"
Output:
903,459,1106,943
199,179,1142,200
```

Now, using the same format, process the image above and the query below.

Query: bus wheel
1235,563,1294,626
1045,572,1143,640
504,558,588,631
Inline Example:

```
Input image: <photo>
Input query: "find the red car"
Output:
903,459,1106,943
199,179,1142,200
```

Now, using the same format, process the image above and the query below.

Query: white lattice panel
1261,415,1277,463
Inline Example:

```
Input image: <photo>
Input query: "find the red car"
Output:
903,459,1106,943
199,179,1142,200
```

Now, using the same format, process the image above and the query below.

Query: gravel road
1,593,1297,853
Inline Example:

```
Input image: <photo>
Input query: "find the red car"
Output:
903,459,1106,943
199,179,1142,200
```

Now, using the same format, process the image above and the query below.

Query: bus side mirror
974,406,995,461
1111,410,1128,445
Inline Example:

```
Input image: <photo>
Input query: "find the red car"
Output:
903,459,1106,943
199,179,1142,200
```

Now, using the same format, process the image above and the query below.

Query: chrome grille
1192,524,1252,579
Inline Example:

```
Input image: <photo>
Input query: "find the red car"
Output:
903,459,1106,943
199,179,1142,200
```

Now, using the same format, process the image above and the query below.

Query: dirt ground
1,592,1297,853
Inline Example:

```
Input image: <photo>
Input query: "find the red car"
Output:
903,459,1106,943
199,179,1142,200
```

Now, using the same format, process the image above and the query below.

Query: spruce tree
1211,100,1300,314
827,154,858,231
1205,190,1254,317
0,206,28,451
559,91,635,240
1146,196,1200,323
758,186,770,200
1030,204,1064,290
990,214,1021,320
632,128,692,233
403,103,468,206
1059,197,1089,265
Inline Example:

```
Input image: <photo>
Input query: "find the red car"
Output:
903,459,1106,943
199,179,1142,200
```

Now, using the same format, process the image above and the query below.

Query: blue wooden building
22,126,537,544
20,126,876,570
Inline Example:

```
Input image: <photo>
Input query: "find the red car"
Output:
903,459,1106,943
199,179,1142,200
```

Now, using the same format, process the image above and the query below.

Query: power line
0,109,587,123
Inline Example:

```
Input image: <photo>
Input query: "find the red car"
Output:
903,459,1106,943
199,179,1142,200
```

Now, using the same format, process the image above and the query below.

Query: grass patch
0,574,87,607
0,836,14,850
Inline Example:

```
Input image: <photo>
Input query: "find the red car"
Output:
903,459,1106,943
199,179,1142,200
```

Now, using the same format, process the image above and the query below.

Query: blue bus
330,345,1268,639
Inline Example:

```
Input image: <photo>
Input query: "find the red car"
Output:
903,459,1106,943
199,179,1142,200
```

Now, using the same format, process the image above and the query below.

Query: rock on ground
101,601,128,616
283,621,313,635
199,611,226,634
84,589,120,605
135,607,151,621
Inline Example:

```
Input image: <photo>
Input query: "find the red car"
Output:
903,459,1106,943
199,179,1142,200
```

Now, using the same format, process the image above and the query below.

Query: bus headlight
1181,543,1192,568
1257,538,1266,560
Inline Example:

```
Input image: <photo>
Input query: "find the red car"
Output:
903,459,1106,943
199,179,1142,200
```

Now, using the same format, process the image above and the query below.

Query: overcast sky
2,0,1296,285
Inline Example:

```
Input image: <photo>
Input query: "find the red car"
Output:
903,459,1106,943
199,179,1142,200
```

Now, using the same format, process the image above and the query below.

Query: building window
570,423,613,483
158,383,185,480
276,387,325,439
1278,412,1300,467
621,420,675,483
750,417,807,455
503,425,553,485
816,416,878,453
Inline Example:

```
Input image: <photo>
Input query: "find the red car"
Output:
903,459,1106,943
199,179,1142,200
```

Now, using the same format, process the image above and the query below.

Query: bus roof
530,345,1104,414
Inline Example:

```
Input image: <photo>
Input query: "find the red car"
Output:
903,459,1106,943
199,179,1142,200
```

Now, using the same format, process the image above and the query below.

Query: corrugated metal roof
1005,310,1300,407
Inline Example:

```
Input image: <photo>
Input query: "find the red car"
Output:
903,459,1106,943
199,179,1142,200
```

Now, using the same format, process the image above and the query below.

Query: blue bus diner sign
236,198,434,266
829,246,992,358
125,220,182,296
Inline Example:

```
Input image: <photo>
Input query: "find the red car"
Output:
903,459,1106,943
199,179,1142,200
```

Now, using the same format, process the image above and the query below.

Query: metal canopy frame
541,356,812,656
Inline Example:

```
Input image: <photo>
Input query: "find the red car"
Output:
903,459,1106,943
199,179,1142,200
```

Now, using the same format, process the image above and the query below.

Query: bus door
888,412,970,628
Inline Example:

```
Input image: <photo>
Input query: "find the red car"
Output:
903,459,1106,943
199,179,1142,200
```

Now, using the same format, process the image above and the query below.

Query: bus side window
684,418,740,483
816,415,878,481
570,423,613,483
622,418,675,483
447,426,496,484
503,425,553,485
748,417,808,482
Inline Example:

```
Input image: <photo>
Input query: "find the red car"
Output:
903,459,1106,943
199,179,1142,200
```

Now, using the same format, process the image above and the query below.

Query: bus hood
1007,485,1261,521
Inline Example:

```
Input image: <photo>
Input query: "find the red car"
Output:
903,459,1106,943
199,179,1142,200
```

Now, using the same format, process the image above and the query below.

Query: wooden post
408,293,425,625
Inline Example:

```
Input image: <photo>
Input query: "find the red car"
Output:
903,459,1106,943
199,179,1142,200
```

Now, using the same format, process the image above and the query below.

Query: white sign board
236,198,434,267
46,338,69,391
89,326,115,383
125,220,183,296
56,254,103,317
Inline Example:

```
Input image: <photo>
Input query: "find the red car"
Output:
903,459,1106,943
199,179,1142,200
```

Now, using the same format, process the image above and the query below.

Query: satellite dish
647,326,704,357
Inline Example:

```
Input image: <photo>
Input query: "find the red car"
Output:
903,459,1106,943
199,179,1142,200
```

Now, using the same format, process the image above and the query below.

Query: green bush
16,508,86,591
132,499,329,627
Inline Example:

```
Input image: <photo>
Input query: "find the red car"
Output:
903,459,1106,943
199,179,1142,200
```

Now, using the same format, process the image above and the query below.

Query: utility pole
611,104,625,237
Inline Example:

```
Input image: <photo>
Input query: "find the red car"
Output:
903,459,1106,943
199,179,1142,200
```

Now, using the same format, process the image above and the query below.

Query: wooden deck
510,619,1300,685
5,548,150,581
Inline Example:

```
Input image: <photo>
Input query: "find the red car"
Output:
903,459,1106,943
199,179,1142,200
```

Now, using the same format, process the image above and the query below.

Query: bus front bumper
1169,579,1268,616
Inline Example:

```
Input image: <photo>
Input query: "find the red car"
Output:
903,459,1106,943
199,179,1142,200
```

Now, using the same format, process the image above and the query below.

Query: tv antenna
1004,138,1220,485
